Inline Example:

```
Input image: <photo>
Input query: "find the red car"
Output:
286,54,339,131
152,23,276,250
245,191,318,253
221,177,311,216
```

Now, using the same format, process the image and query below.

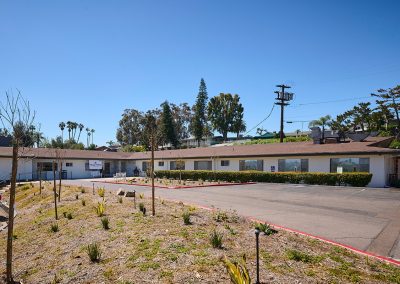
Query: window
170,161,185,170
239,160,263,171
330,158,369,173
37,162,57,172
158,161,165,167
278,159,309,172
221,160,230,167
194,161,212,170
121,161,126,172
66,163,73,167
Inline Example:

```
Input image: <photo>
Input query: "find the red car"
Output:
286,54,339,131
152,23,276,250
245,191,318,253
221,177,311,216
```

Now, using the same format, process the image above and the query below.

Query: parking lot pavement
63,179,400,260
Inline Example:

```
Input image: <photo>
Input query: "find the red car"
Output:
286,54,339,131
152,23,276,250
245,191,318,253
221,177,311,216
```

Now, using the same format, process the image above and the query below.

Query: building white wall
145,154,391,187
0,157,32,181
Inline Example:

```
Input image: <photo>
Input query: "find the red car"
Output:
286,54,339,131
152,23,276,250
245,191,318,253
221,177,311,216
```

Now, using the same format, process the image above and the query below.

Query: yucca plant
86,243,102,262
98,187,105,198
182,211,191,225
50,223,59,233
223,255,251,284
101,217,110,230
210,229,223,249
94,202,106,217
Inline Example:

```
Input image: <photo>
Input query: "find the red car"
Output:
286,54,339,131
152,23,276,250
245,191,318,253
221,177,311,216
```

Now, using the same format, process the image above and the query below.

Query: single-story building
0,137,399,187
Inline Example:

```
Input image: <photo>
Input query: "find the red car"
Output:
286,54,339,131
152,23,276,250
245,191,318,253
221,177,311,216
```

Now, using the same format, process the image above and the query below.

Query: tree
86,127,91,148
190,78,209,146
90,129,95,145
77,123,84,143
308,115,332,141
231,95,246,138
208,93,241,141
0,90,35,284
66,121,72,141
116,109,144,145
59,122,65,144
171,103,192,143
141,111,159,150
372,85,400,130
159,101,178,148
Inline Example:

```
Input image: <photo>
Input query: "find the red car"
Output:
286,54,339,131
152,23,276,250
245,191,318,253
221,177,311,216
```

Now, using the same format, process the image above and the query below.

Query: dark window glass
330,158,370,173
278,159,309,172
66,163,73,167
239,160,263,171
194,161,212,170
37,162,57,171
158,161,164,167
170,161,185,170
221,160,230,167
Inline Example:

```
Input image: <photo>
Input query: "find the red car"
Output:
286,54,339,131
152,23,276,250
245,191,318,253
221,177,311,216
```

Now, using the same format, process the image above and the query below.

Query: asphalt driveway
62,179,400,261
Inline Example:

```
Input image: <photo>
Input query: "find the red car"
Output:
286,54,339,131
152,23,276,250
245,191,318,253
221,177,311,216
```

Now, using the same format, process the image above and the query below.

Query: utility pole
274,84,294,143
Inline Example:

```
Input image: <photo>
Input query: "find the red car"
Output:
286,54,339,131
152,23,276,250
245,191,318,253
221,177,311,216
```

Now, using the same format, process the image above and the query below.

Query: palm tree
309,115,332,141
90,129,95,145
71,122,78,142
86,127,91,148
59,122,65,143
77,123,84,143
106,140,114,146
66,121,72,141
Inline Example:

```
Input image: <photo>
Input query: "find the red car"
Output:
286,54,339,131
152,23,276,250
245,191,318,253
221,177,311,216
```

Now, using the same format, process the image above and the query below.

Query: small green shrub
101,217,110,230
50,223,59,233
223,255,251,284
62,212,67,218
182,211,191,225
210,229,223,249
255,222,278,236
80,186,86,193
66,212,73,220
139,203,146,215
75,194,79,200
95,202,106,217
214,211,229,222
86,243,102,262
118,196,123,204
286,249,322,263
81,199,86,206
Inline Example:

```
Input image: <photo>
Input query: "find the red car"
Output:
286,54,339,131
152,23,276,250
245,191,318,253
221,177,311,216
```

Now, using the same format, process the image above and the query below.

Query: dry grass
0,182,399,283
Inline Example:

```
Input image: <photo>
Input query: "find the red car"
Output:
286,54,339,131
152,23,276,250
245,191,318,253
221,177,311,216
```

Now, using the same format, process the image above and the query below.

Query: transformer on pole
274,84,294,143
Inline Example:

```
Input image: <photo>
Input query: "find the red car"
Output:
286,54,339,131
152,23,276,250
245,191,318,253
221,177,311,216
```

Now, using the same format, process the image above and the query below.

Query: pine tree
159,101,178,148
190,78,208,146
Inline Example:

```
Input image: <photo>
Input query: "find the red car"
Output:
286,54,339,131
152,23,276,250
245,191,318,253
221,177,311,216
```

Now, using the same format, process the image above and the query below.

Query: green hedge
154,170,373,187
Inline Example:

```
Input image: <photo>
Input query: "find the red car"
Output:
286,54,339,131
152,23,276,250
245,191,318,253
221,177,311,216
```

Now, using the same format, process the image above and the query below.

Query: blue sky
1,0,399,145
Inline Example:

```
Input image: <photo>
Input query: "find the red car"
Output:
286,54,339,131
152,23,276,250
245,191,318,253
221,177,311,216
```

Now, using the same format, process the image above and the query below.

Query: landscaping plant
86,243,102,262
255,222,278,236
50,223,59,233
97,187,105,198
101,217,110,230
182,211,191,225
223,255,251,284
210,229,223,249
94,202,106,217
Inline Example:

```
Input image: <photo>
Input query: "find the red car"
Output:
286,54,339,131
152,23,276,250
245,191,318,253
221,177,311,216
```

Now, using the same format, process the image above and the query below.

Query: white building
0,137,399,187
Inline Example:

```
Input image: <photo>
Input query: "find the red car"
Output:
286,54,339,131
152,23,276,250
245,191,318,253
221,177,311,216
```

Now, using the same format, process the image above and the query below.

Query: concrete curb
159,196,400,267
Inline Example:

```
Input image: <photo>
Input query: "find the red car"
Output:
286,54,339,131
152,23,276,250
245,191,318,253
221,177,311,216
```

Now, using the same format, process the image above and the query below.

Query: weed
51,273,62,284
210,229,223,249
214,210,229,222
86,243,102,262
223,255,251,284
286,249,323,263
66,212,73,220
94,202,106,217
101,217,110,230
182,211,191,225
225,224,237,235
103,268,114,280
50,223,59,233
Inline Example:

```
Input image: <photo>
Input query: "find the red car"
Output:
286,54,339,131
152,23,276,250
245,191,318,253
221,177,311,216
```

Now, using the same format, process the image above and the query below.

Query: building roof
0,137,398,161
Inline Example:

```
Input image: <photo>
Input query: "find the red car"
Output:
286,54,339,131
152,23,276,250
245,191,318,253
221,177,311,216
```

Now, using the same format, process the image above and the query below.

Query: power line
289,96,374,107
244,104,275,136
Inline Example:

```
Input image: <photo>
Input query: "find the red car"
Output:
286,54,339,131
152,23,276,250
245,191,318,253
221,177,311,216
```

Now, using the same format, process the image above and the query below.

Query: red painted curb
92,180,256,189
156,197,400,267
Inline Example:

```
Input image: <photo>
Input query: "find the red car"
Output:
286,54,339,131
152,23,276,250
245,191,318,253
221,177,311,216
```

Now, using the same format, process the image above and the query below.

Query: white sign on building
89,160,103,170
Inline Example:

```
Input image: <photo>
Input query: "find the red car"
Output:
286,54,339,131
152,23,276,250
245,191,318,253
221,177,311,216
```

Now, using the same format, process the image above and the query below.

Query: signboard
337,166,343,174
89,160,103,170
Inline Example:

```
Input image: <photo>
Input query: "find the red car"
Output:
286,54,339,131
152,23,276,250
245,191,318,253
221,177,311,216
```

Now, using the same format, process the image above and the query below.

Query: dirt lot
0,182,400,283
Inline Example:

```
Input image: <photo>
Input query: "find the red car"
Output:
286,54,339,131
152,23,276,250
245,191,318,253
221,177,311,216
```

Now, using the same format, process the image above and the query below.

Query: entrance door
104,162,111,176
